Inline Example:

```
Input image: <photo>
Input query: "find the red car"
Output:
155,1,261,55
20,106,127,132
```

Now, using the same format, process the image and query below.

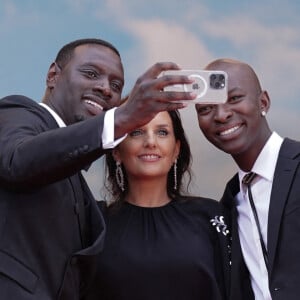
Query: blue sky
1,0,300,199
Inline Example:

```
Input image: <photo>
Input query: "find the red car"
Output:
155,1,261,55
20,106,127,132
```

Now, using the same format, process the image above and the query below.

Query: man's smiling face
47,43,124,125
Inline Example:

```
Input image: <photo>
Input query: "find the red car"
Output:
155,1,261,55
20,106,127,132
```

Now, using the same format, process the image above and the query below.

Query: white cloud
124,19,212,68
0,0,40,34
91,0,130,21
201,16,300,107
90,0,212,78
269,107,300,140
0,0,20,32
2,0,17,15
64,0,98,12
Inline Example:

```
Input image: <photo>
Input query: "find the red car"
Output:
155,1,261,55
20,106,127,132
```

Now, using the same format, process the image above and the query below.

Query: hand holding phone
161,70,228,104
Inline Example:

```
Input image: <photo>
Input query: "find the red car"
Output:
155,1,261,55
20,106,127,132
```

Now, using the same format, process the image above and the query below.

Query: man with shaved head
196,58,300,300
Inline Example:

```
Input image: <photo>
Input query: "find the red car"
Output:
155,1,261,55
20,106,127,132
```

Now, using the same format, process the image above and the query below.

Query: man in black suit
195,58,300,300
0,38,195,299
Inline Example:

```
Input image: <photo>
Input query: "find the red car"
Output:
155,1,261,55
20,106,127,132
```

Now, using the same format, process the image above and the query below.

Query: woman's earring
173,159,178,190
261,111,266,117
116,161,125,191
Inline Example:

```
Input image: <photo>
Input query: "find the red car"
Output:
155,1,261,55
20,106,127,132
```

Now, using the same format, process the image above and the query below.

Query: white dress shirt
235,132,283,300
39,104,126,148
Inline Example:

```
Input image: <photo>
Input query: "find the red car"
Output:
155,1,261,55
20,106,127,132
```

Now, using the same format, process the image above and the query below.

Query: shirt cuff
102,107,127,149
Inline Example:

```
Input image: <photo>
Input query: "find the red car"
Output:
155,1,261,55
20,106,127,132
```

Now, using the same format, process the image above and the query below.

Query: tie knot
242,172,257,186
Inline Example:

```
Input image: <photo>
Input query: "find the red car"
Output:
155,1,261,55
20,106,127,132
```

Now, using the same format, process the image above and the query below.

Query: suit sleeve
0,100,107,189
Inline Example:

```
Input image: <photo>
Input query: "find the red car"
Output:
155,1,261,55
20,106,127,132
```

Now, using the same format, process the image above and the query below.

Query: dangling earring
261,111,266,117
173,159,178,190
116,161,125,191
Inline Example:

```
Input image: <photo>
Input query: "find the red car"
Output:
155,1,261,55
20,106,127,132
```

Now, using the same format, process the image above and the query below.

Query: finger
138,62,181,82
165,102,188,111
158,90,197,103
156,74,194,91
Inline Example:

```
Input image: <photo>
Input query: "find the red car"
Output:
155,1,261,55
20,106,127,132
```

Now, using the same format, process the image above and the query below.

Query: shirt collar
39,102,66,128
238,132,283,183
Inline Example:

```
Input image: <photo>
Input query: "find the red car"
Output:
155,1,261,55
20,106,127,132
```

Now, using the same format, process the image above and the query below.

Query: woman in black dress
88,110,230,300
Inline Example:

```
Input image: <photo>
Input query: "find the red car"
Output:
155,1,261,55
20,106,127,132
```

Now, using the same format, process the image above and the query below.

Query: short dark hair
55,38,121,69
104,110,192,203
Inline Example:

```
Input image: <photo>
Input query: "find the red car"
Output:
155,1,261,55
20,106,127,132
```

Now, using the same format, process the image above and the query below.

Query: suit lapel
268,139,300,274
221,175,247,298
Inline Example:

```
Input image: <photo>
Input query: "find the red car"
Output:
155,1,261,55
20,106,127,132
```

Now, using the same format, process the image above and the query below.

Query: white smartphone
161,70,228,104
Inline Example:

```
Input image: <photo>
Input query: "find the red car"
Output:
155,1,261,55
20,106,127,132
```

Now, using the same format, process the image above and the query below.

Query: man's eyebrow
228,87,243,93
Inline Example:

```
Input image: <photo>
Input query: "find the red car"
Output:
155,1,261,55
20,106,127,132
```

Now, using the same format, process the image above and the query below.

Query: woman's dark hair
104,110,192,203
55,38,121,69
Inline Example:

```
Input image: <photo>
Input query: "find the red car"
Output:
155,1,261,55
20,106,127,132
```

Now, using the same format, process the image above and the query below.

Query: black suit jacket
221,138,300,300
0,95,108,299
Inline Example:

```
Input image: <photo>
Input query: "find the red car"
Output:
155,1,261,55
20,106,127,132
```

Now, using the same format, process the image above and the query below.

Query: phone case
161,70,228,104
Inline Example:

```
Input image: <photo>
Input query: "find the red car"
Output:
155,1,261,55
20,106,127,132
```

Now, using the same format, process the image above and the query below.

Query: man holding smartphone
0,38,196,300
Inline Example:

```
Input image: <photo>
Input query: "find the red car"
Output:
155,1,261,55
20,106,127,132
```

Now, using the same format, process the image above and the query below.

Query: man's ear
259,90,271,113
46,62,61,89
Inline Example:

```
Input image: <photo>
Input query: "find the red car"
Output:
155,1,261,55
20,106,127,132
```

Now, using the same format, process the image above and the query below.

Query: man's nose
93,79,112,96
214,104,233,122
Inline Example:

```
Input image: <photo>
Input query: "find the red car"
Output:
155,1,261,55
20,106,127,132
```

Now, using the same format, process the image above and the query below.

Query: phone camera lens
214,82,220,88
